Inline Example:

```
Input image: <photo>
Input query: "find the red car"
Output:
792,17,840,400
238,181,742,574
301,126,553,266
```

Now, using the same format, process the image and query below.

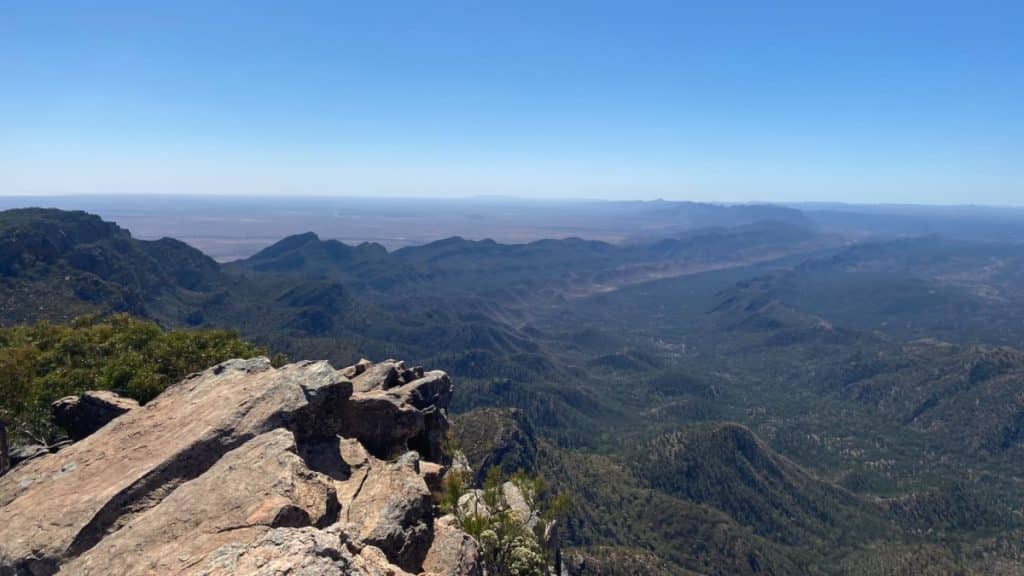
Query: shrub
440,464,569,576
0,314,268,444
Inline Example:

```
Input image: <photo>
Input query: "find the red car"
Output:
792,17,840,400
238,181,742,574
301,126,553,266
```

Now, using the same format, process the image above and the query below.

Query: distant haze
0,195,805,259
1,2,1021,205
2,195,1023,262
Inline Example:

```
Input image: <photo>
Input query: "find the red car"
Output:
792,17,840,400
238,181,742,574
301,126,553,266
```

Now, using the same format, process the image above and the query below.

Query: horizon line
1,192,1023,211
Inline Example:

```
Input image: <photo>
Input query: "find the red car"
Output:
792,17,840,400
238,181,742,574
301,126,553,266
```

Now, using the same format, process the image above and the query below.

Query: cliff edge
0,357,480,576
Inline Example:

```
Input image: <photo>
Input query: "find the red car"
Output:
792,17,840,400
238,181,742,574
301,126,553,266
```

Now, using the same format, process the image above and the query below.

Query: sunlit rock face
0,357,477,576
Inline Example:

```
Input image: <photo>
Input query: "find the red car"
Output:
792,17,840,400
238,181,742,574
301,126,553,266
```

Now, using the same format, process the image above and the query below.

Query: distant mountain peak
248,231,322,260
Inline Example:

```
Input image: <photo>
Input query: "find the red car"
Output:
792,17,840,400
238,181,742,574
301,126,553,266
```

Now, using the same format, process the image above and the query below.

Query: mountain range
3,203,1024,574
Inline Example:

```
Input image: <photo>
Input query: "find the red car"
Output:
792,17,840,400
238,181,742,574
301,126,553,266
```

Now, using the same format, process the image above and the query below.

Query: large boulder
51,390,140,441
456,481,538,527
0,357,351,574
59,429,339,575
0,357,469,576
340,389,426,460
502,481,539,530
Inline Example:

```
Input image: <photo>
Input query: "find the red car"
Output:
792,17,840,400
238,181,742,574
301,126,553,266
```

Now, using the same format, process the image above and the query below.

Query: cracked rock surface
0,358,479,576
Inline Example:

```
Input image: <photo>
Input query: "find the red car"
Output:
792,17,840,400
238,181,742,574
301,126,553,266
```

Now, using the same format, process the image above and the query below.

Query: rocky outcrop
341,360,453,464
51,390,139,441
338,446,434,571
0,357,474,576
60,429,339,576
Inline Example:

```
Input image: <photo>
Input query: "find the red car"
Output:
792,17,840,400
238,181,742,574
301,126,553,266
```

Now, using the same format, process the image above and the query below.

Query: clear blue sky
1,1,1021,204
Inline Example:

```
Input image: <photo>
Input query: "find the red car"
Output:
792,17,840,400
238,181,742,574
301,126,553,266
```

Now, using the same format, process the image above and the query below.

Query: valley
2,201,1024,574
6,3,1021,573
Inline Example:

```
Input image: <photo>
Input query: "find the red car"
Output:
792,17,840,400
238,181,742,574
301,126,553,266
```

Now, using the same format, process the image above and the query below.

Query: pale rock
422,514,483,576
59,429,338,575
0,357,470,576
340,450,434,572
0,357,350,573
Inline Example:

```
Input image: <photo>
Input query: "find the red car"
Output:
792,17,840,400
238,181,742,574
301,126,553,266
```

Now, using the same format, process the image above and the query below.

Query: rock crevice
0,357,479,576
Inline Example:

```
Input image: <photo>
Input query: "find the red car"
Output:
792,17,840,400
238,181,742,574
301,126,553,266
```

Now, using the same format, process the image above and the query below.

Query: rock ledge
0,357,479,576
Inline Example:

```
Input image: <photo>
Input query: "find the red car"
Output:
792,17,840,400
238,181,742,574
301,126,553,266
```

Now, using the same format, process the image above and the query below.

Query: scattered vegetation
7,208,1024,573
439,465,569,576
0,314,270,444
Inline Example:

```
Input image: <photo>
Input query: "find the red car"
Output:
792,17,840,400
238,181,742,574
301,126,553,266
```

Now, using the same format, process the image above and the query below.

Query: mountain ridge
5,206,1024,573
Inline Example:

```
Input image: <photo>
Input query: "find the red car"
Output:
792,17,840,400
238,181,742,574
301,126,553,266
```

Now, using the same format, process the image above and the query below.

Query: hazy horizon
1,193,1024,210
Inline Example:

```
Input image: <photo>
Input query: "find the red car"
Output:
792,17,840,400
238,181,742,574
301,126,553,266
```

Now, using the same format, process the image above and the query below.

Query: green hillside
4,208,1024,573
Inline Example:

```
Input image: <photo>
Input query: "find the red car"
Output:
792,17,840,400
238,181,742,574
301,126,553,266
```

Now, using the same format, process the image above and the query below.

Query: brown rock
423,514,483,576
415,408,451,465
456,482,539,529
339,449,434,572
59,429,339,575
332,438,373,505
403,365,426,382
51,390,140,441
0,357,467,576
341,370,454,463
0,357,350,573
342,358,373,379
420,461,447,494
315,433,443,572
502,481,538,530
393,371,454,411
398,372,454,464
352,360,403,392
341,390,427,459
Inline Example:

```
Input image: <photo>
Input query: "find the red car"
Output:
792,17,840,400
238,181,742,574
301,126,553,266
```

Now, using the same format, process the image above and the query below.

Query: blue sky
1,1,1021,204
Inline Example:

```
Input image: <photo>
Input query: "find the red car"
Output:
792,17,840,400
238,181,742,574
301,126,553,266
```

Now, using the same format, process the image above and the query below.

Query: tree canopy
0,314,270,444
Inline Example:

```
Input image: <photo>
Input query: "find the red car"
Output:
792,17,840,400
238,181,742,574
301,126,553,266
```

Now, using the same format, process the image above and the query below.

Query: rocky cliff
0,357,480,576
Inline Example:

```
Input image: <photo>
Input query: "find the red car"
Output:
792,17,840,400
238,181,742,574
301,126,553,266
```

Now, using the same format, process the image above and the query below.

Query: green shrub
0,314,268,444
440,464,569,576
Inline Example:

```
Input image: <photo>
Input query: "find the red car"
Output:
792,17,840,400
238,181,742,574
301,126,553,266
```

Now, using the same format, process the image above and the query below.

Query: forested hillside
4,207,1024,574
